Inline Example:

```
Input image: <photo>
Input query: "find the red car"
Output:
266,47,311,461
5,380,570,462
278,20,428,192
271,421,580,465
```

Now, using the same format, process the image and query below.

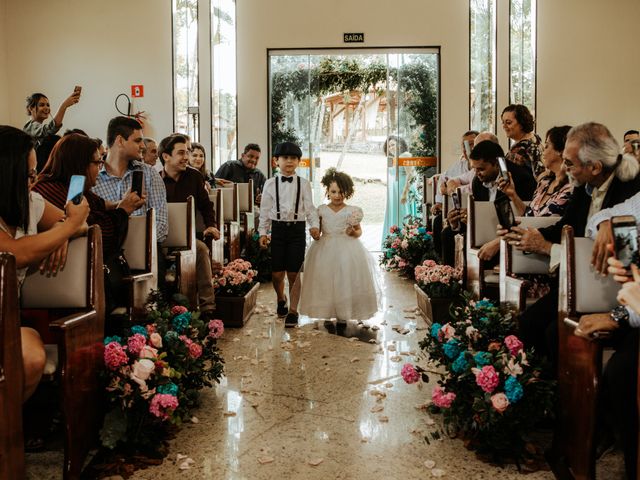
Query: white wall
0,0,9,124
4,0,173,142
236,0,470,172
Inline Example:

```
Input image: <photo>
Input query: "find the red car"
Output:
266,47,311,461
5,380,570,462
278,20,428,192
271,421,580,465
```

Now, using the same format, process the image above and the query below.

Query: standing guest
189,142,216,190
258,142,320,327
0,125,89,402
501,104,544,178
215,143,266,205
159,134,220,318
23,88,81,148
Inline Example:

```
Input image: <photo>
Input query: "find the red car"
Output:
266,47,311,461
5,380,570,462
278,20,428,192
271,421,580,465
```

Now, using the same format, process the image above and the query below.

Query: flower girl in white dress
298,168,379,321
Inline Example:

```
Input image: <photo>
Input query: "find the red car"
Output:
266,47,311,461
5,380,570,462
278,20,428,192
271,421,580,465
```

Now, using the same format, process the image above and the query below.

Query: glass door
269,49,439,251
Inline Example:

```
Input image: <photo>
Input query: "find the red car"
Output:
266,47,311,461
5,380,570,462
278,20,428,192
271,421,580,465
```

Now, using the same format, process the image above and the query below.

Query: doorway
268,49,440,251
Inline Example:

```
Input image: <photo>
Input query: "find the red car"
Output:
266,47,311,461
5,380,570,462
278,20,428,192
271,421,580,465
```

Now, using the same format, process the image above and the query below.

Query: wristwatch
610,305,630,328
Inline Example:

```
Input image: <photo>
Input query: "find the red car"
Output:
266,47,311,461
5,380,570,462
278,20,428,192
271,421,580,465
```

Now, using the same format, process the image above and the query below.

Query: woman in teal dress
381,135,418,247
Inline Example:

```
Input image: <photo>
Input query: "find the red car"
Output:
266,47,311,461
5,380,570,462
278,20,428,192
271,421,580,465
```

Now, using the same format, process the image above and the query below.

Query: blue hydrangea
452,352,469,373
157,382,179,396
443,339,460,359
131,325,148,338
104,335,122,345
475,300,494,309
431,323,442,339
479,316,489,323
164,330,179,345
474,351,492,366
504,376,524,404
172,312,192,332
417,227,427,235
423,233,432,241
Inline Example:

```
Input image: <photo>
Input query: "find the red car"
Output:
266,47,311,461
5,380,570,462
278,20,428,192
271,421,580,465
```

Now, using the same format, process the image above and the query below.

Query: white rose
139,345,158,360
131,358,155,381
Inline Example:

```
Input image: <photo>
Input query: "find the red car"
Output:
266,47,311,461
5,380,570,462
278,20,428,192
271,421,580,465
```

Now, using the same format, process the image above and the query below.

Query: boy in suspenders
258,142,320,327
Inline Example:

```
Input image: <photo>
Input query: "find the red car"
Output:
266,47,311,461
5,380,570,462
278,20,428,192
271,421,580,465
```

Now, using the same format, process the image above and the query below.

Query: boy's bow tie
281,176,293,183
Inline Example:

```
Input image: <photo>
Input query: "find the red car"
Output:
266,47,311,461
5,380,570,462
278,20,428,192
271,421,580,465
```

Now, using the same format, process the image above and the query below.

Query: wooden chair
220,185,241,262
237,180,255,252
0,253,25,480
195,189,225,267
550,225,620,480
164,197,197,308
122,209,157,318
465,196,499,299
21,226,105,480
499,216,560,313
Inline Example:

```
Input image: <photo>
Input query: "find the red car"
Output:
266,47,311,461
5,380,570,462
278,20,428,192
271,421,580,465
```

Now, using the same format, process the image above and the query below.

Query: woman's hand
61,89,81,109
607,256,633,284
478,238,500,261
39,240,69,276
117,191,146,215
617,265,640,314
496,172,516,199
65,198,90,228
507,226,551,255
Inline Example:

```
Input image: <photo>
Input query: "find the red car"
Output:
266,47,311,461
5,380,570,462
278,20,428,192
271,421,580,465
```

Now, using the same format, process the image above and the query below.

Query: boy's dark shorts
270,221,306,273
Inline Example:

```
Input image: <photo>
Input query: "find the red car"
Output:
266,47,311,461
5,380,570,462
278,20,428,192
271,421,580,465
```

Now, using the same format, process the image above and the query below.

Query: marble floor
26,268,625,479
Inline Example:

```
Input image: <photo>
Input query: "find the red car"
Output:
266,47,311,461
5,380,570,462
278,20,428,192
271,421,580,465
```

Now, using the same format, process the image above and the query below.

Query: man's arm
301,180,319,230
146,168,169,243
586,192,640,239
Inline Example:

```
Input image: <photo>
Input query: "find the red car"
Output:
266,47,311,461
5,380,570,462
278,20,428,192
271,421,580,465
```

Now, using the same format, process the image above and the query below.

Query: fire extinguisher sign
131,85,144,98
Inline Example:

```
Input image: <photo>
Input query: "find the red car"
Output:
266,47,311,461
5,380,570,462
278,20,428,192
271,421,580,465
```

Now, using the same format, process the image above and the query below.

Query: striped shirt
92,160,168,243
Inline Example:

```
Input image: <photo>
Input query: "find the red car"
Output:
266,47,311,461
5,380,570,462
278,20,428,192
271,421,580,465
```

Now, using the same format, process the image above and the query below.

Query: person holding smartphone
23,88,81,148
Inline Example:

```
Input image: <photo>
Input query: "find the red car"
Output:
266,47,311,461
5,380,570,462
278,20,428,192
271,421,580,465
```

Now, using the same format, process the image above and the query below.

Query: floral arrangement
414,259,462,299
404,295,556,462
380,216,439,277
213,258,258,296
100,292,225,451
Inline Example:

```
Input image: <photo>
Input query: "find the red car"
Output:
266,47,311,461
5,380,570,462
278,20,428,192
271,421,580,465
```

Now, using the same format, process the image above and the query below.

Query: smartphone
131,170,144,197
497,157,510,183
611,215,639,269
73,85,82,94
452,191,461,210
66,175,86,205
463,140,472,158
494,196,515,230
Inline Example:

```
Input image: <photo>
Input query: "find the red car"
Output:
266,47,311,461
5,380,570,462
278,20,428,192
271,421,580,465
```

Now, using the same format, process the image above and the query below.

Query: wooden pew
465,196,499,299
21,226,105,480
499,216,560,313
550,225,620,480
195,189,225,268
0,253,25,480
122,209,157,317
164,197,197,308
221,185,240,262
237,180,255,253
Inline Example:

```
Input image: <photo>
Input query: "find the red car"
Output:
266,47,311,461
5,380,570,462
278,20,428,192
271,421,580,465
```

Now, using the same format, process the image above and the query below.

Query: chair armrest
48,310,97,332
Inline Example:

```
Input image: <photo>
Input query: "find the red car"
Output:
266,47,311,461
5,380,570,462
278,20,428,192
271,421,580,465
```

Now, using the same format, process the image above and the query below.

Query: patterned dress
506,135,544,179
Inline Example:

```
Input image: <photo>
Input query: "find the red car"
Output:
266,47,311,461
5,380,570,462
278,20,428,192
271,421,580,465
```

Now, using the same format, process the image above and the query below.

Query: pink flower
188,342,203,359
390,225,398,233
149,393,179,420
473,365,500,393
490,393,510,413
146,324,156,335
104,341,128,370
171,305,188,316
401,363,420,384
504,335,524,356
440,323,456,340
401,239,409,250
149,332,163,348
208,319,224,339
139,345,158,360
127,334,147,356
432,386,456,408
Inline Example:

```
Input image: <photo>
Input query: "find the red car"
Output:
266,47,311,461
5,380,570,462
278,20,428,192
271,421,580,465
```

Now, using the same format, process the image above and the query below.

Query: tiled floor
25,264,624,479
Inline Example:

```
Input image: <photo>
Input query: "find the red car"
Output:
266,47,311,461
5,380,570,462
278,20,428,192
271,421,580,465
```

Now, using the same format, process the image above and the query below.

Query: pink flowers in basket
414,260,462,298
213,259,258,296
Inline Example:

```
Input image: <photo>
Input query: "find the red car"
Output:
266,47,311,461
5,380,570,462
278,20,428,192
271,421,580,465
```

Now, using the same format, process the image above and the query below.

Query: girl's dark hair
501,104,535,133
39,134,99,191
545,125,572,152
321,168,355,199
0,125,35,231
25,93,47,115
382,135,408,156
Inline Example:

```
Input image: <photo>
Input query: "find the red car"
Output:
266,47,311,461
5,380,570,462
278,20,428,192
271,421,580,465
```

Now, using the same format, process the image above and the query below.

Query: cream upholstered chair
164,197,197,308
0,253,25,480
464,196,499,299
221,185,240,262
122,209,157,317
499,215,560,312
21,226,105,480
550,226,620,480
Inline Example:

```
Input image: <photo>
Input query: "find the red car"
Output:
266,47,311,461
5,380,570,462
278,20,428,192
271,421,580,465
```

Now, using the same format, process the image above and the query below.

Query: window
469,0,497,133
172,0,199,138
510,0,537,112
211,0,237,168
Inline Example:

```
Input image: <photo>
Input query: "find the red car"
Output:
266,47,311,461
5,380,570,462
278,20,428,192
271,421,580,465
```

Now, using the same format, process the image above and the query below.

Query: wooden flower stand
215,282,260,328
414,284,453,325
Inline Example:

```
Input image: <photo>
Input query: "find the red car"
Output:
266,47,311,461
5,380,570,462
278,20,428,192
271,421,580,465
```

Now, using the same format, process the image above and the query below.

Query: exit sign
343,33,364,43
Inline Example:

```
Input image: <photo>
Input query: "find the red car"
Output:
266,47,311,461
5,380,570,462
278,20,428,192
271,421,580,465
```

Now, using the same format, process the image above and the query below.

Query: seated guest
444,131,499,194
508,122,640,363
23,89,81,148
439,139,536,265
215,143,266,205
622,129,639,155
159,134,220,318
33,133,145,311
0,125,89,401
142,137,162,172
189,142,216,191
501,104,544,178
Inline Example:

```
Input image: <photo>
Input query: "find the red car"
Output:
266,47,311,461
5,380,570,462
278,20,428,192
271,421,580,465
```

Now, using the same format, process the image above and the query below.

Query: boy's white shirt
258,173,319,236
